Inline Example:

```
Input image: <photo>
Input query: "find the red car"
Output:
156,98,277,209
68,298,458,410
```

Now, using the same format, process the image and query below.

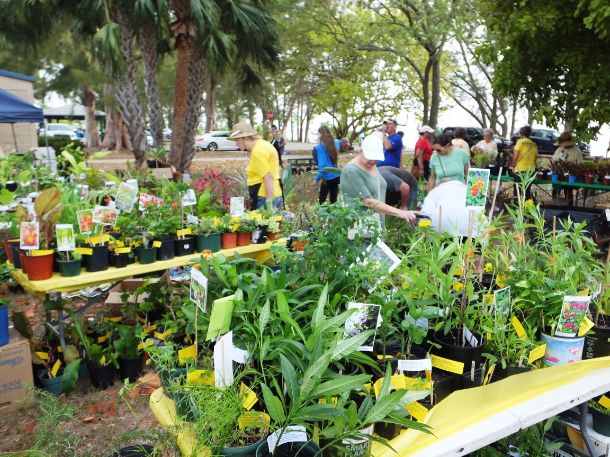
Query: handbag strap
437,153,448,178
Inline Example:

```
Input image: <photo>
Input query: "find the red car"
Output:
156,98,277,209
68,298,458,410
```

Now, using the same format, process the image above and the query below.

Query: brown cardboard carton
104,273,169,307
0,328,33,414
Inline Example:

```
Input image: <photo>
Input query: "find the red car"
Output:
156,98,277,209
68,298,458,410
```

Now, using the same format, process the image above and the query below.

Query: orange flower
548,257,554,266
466,249,475,259
171,202,178,208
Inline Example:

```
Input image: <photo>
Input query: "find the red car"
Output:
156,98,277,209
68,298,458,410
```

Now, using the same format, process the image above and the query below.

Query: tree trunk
169,38,191,168
303,100,313,143
428,53,441,129
82,84,100,149
178,46,208,172
112,2,148,166
139,22,164,149
204,75,217,132
101,83,117,150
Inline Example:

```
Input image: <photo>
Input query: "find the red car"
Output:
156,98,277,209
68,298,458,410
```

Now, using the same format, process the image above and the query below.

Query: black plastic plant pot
5,181,17,192
375,421,402,440
488,165,500,176
113,252,131,269
57,258,82,277
431,331,486,374
195,233,221,252
492,365,532,382
87,361,117,389
109,444,155,457
174,236,195,256
136,246,157,264
217,434,267,457
584,323,610,359
592,407,610,436
119,356,143,383
256,441,321,457
83,244,110,272
155,237,175,261
10,244,22,269
146,159,159,169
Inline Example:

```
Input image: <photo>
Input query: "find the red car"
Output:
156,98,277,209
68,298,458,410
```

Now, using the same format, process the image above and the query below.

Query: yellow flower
452,282,464,292
484,262,493,273
454,267,464,277
230,216,240,223
496,274,508,288
483,294,494,305
525,199,534,208
418,219,432,228
230,224,240,232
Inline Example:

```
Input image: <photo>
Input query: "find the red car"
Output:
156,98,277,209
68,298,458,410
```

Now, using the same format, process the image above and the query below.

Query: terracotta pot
221,232,237,249
584,175,594,184
26,252,55,281
236,232,251,247
267,231,278,241
19,250,29,274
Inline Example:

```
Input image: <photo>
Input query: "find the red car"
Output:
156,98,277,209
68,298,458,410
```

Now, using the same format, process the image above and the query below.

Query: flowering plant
141,202,181,237
217,215,241,233
191,217,221,236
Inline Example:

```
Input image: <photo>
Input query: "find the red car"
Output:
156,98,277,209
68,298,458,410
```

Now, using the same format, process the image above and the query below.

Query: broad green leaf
280,354,299,404
379,363,393,399
364,390,428,425
331,330,374,361
258,300,270,334
311,374,370,398
276,292,305,341
299,352,332,399
293,404,343,422
312,284,329,328
261,384,286,424
61,359,81,394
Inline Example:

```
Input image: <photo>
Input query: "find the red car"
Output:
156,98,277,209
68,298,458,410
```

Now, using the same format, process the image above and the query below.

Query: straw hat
555,131,576,147
228,122,259,140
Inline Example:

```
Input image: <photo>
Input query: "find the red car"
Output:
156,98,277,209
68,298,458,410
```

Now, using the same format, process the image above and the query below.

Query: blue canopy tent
0,88,44,151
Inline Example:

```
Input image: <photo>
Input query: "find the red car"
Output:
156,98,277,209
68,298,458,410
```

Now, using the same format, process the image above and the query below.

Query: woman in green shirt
428,133,470,192
341,134,418,223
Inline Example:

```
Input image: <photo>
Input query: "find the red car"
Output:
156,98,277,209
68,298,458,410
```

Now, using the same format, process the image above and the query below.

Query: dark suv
510,128,591,157
441,126,512,153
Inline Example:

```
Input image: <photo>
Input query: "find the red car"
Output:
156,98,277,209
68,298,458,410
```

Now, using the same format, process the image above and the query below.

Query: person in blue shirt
376,119,403,168
314,125,341,204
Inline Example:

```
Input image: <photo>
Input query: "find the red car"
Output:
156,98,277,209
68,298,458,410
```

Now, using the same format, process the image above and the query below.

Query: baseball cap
361,134,385,161
386,118,398,125
418,125,435,134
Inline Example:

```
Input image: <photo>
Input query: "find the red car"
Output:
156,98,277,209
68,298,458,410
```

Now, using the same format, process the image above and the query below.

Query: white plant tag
232,347,250,364
214,331,234,387
463,326,479,347
267,426,307,453
398,358,432,372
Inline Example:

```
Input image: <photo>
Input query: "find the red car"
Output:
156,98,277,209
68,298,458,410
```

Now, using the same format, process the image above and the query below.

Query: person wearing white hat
228,122,283,210
414,125,435,180
340,133,418,223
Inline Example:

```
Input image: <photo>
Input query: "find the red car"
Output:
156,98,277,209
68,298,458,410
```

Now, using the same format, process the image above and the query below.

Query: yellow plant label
88,235,102,245
152,241,162,248
430,354,464,374
578,288,590,296
406,402,429,422
100,355,106,366
50,360,61,377
178,344,197,364
97,333,110,343
483,364,496,385
238,411,270,431
115,247,131,254
376,355,394,360
35,351,49,360
373,375,408,398
114,240,125,248
137,339,154,351
186,369,214,386
75,247,93,256
241,383,258,411
154,329,173,341
599,395,610,409
104,316,122,323
31,249,53,257
177,228,192,237
511,315,527,339
528,344,547,364
143,324,157,334
57,346,63,353
578,317,595,337
487,332,492,341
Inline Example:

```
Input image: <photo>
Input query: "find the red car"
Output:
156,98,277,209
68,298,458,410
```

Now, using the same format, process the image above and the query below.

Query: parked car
163,128,172,140
39,123,77,140
195,131,239,151
510,128,591,157
440,126,512,153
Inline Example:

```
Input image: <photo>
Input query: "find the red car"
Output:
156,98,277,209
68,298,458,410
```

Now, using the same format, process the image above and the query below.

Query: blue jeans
256,196,284,211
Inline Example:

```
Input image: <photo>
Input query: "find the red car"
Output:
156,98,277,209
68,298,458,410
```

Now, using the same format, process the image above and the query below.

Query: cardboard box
0,328,33,414
104,278,152,307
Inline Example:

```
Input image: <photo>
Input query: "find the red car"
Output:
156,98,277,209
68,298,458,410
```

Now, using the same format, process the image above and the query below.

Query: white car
195,131,239,151
39,124,77,140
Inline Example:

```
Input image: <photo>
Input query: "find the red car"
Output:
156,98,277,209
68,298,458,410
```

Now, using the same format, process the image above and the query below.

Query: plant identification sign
190,268,208,313
555,295,591,337
465,168,490,209
55,224,75,251
230,197,245,217
343,303,382,351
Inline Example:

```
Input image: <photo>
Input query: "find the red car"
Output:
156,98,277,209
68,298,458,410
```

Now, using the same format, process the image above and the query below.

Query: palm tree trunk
139,22,164,148
101,83,117,150
169,37,190,168
113,2,148,166
82,84,100,149
204,75,217,132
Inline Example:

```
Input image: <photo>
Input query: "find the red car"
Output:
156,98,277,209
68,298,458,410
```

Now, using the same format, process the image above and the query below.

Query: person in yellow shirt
228,122,283,210
512,125,538,199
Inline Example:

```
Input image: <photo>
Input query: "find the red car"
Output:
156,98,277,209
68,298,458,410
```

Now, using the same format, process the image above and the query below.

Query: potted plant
584,278,610,359
590,399,610,436
142,202,181,260
580,160,597,184
146,147,169,168
218,215,240,250
236,215,256,246
112,324,143,383
191,217,222,252
56,251,82,277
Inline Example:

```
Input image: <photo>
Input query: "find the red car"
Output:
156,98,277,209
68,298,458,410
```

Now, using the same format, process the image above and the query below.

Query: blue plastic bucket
541,332,584,366
0,305,8,347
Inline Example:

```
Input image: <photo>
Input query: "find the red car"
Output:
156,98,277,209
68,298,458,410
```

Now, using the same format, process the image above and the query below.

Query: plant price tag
240,383,258,411
186,370,214,386
137,339,154,351
483,364,496,385
267,426,307,453
75,247,93,256
35,351,49,360
238,411,270,431
115,247,131,254
178,344,197,365
176,228,192,237
50,360,61,378
97,333,110,343
528,344,546,364
143,324,157,334
578,317,595,336
152,241,162,248
406,401,429,422
463,326,479,347
154,329,172,341
511,315,527,339
599,395,610,409
397,359,432,372
430,354,464,374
